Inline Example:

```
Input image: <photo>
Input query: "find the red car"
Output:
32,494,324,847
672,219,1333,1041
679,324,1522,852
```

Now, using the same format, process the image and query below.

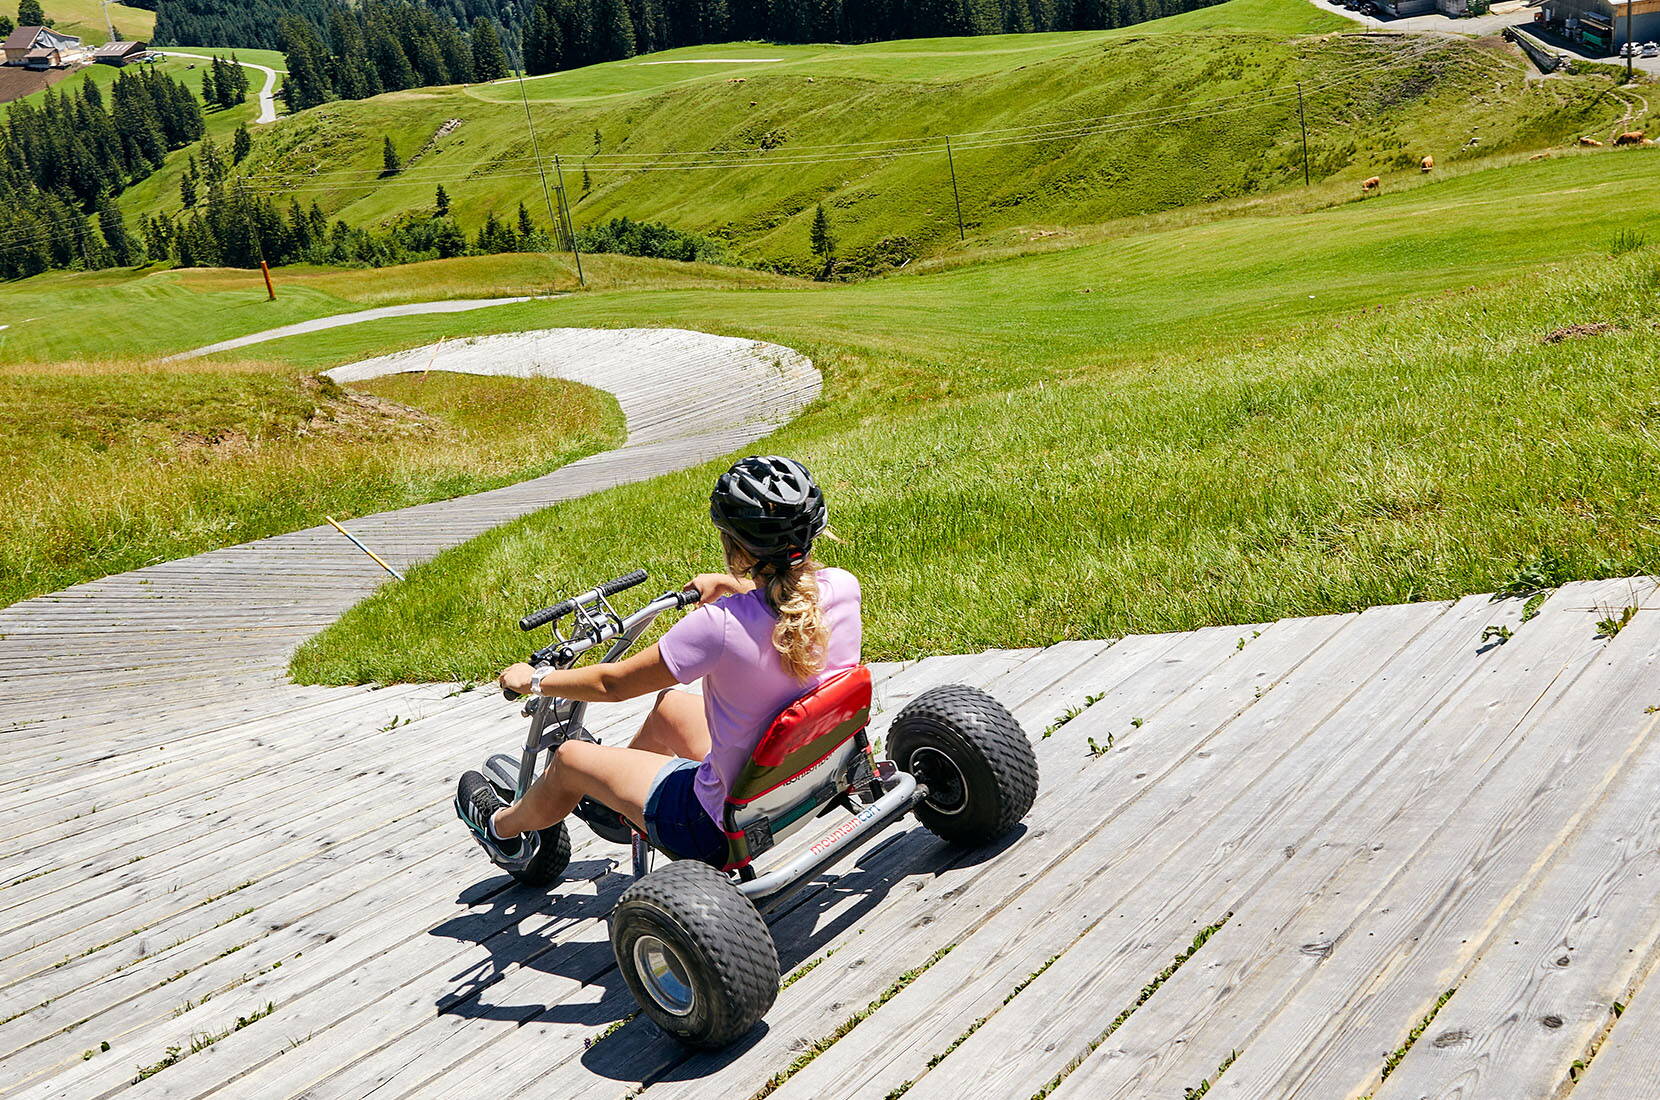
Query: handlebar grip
519,598,574,632
517,570,648,632
502,685,524,701
600,568,649,597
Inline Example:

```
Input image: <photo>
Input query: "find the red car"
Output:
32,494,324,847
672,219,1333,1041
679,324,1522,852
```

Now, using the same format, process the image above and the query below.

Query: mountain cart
456,569,1040,1048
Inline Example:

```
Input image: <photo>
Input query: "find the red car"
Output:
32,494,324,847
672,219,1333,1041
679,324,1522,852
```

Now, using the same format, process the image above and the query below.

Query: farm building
91,40,151,65
2,25,80,68
1538,0,1660,48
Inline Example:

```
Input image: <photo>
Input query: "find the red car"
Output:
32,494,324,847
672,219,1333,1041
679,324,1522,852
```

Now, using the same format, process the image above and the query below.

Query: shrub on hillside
575,217,730,265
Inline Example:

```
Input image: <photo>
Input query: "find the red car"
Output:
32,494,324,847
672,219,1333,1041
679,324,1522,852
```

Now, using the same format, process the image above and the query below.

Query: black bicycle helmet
710,455,827,567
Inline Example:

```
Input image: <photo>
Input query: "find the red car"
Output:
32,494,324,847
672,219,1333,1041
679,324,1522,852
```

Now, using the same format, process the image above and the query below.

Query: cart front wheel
610,860,778,1048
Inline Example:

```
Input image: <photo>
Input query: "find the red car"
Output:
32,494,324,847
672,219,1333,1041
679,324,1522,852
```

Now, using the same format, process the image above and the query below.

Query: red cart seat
721,665,875,871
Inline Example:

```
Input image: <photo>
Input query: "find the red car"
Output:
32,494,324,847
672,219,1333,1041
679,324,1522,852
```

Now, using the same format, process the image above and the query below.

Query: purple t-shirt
658,568,862,826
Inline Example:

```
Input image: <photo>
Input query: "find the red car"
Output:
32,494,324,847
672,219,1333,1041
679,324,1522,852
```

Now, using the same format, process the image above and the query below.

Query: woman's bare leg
626,688,711,761
492,690,709,840
494,741,671,838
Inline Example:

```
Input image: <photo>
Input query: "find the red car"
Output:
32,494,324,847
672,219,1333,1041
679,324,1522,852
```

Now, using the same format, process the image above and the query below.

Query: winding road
167,51,281,124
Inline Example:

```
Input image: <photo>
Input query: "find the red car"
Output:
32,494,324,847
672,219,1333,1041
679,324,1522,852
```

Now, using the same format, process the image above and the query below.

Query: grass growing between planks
290,169,1660,682
0,364,621,606
1031,913,1234,1099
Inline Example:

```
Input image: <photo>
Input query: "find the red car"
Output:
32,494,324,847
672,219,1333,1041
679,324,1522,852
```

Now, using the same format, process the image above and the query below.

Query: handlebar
501,583,702,700
518,568,649,632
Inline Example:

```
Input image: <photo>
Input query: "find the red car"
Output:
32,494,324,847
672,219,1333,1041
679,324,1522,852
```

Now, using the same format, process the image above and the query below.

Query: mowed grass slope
0,362,623,606
226,0,1636,272
34,0,156,44
282,146,1660,682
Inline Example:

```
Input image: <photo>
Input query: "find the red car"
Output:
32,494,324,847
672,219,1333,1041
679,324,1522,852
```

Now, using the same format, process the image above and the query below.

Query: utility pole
553,153,584,286
945,136,965,242
1626,0,1635,82
512,36,583,287
1296,81,1310,186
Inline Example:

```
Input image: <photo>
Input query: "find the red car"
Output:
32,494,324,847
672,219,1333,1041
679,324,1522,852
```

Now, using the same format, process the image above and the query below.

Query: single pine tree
381,136,401,176
809,202,835,279
434,184,450,216
231,123,251,164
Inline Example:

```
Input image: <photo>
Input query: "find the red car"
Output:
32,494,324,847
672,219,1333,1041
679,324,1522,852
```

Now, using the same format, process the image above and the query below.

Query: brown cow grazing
1579,136,1605,146
1529,151,1553,161
1361,176,1381,192
1420,154,1435,172
1616,130,1646,145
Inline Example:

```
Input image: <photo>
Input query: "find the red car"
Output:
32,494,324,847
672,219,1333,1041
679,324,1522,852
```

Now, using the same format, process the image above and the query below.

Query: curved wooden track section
0,328,819,732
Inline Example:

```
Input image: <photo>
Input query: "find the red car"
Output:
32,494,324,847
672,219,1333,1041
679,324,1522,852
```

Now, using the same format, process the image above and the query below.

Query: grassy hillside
180,0,1640,275
0,49,264,139
0,252,793,363
0,361,623,606
37,0,155,44
191,142,1656,682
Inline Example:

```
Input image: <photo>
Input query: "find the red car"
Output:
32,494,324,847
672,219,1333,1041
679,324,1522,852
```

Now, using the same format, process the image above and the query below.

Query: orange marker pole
260,260,276,301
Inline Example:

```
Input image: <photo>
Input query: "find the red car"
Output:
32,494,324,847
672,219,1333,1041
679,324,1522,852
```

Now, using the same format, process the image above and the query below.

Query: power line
244,37,1459,188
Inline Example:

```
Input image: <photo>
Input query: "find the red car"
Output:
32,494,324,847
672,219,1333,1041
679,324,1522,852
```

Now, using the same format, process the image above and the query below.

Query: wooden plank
1024,583,1621,1099
784,602,1449,1100
1193,586,1660,1098
1373,703,1660,1096
1569,959,1660,1096
404,620,1309,1099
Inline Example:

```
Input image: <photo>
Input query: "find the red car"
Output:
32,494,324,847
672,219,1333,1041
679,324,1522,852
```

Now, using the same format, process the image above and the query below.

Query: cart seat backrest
721,665,873,869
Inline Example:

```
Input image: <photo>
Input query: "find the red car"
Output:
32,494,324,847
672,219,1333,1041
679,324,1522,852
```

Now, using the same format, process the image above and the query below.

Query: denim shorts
643,758,727,865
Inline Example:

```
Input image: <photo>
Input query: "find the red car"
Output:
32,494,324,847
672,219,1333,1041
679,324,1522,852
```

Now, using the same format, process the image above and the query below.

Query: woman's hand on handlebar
499,662,539,697
688,573,756,604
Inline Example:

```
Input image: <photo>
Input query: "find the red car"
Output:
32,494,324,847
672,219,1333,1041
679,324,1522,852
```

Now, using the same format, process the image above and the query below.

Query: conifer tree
17,0,43,27
809,202,834,279
381,136,401,176
231,122,251,164
433,183,450,216
96,193,137,266
470,17,508,81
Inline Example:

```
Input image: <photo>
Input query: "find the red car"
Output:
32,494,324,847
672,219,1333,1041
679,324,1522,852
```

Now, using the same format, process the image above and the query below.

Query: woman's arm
499,643,678,703
690,572,757,602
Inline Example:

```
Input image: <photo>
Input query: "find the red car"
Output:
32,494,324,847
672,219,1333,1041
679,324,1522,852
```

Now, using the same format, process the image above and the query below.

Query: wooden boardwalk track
5,330,1660,1098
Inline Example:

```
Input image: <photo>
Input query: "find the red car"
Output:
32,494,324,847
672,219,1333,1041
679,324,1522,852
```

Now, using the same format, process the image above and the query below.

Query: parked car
1642,40,1659,57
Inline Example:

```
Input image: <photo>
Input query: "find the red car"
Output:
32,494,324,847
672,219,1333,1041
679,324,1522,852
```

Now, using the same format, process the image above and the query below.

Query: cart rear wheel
889,684,1038,847
610,860,778,1048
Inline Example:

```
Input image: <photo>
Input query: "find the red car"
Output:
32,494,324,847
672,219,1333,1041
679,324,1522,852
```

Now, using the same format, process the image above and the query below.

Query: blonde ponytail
721,533,829,681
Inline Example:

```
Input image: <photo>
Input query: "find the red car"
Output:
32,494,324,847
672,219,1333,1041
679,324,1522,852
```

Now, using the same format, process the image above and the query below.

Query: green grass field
211,142,1656,682
7,0,1660,674
0,360,622,606
36,0,155,44
212,0,1638,274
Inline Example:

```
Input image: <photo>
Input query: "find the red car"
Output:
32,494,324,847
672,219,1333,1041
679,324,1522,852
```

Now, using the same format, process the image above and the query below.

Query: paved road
1305,0,1660,74
161,296,539,361
167,50,281,123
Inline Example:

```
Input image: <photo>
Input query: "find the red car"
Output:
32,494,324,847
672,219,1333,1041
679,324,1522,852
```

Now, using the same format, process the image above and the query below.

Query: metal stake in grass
324,516,406,581
945,136,965,242
1296,81,1310,187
